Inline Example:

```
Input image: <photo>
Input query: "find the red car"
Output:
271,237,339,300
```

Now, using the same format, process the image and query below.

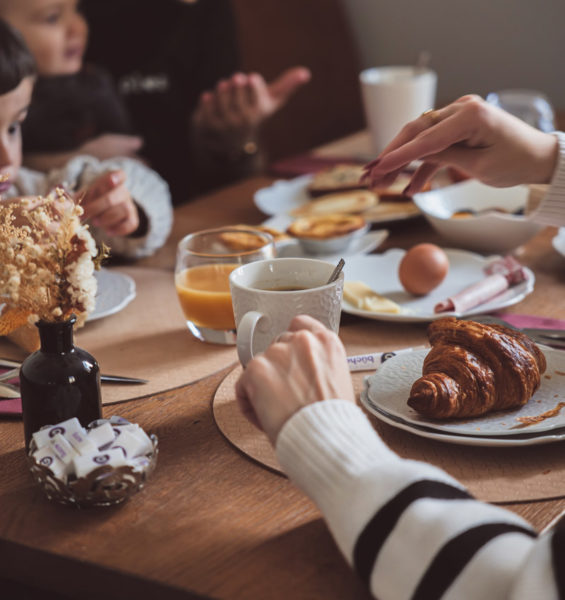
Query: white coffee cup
229,258,344,367
360,66,437,154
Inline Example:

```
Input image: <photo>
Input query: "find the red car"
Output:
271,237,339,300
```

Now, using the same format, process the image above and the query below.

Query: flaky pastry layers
408,317,547,419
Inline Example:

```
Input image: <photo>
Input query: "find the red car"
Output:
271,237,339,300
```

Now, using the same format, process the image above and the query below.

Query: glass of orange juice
175,227,275,344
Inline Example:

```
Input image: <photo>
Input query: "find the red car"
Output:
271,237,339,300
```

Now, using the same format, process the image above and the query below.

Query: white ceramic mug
360,66,437,154
229,258,344,366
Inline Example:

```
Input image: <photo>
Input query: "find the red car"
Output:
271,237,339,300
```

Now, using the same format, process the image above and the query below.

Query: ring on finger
274,332,292,344
421,109,440,125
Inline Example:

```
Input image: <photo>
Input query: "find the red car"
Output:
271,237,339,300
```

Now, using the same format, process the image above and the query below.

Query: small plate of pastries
361,317,565,446
254,164,425,224
234,220,389,261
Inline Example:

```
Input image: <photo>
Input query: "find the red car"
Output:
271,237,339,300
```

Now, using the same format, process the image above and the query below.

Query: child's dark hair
0,19,36,95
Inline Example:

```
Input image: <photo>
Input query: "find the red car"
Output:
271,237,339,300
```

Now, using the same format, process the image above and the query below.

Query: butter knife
0,358,147,385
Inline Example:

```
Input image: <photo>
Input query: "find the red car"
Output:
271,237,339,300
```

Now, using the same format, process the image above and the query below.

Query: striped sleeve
530,131,565,226
276,400,564,599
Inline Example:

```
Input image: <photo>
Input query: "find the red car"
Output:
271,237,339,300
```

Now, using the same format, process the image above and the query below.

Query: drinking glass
175,227,275,344
486,90,556,132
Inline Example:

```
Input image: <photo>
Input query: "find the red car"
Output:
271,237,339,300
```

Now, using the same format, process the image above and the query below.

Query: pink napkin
0,368,21,416
0,397,21,415
494,313,565,330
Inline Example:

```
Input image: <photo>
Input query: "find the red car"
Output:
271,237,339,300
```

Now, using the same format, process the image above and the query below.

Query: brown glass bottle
20,316,102,449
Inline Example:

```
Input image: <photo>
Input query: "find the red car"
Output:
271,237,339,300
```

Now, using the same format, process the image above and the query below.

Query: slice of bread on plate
307,164,367,197
291,190,377,217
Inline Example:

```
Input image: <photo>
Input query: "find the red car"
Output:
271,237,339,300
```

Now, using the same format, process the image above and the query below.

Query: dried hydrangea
0,188,102,325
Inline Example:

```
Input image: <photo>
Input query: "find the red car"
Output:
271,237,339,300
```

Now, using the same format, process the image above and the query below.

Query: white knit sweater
6,155,173,259
277,401,563,600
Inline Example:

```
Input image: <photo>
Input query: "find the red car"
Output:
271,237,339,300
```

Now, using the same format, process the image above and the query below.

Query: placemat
0,267,238,410
214,319,565,504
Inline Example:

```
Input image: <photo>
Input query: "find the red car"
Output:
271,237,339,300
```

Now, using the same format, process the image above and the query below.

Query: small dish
276,229,388,261
295,224,370,254
287,212,370,255
28,416,158,508
413,180,543,254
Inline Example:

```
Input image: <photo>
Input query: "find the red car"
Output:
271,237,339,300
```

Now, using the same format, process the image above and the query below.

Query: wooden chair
230,0,365,162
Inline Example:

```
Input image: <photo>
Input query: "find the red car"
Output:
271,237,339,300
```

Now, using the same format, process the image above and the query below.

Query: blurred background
231,0,565,162
341,0,565,109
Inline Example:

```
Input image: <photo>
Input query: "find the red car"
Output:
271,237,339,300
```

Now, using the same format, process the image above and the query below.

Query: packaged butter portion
343,281,402,314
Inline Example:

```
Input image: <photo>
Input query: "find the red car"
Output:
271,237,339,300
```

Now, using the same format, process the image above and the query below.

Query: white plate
89,269,136,322
254,175,420,224
363,347,565,438
255,175,312,216
552,228,565,257
342,249,534,322
360,395,565,446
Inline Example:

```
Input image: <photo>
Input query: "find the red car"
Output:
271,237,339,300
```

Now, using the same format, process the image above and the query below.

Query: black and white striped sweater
276,401,565,599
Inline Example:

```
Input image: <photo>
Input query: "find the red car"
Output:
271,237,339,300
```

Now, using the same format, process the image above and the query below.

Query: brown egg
398,243,449,296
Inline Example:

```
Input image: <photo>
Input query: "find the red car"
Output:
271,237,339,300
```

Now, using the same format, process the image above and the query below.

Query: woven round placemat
213,361,565,504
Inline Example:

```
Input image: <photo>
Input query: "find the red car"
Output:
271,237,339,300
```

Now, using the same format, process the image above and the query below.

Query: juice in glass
175,227,275,344
175,263,238,330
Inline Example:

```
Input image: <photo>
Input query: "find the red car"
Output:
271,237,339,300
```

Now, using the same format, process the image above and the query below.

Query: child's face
0,77,34,193
0,0,88,76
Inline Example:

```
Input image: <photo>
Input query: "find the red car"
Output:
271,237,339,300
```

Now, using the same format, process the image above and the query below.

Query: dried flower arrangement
0,188,104,333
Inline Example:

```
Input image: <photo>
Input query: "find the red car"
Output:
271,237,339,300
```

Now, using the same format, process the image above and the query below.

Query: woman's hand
235,315,354,445
364,94,559,194
192,67,311,153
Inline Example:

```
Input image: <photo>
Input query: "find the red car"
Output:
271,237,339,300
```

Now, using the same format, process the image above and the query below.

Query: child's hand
79,134,144,161
192,67,311,152
78,170,139,236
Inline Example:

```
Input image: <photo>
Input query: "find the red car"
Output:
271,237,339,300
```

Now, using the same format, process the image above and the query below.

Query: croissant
408,317,547,419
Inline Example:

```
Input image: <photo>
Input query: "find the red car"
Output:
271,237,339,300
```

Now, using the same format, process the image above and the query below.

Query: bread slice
307,164,367,197
291,190,377,217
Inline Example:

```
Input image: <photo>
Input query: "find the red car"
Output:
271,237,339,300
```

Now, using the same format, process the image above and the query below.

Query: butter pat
32,417,84,450
111,429,152,458
32,446,68,481
48,433,80,466
73,448,127,478
343,281,402,314
66,428,98,456
87,422,116,450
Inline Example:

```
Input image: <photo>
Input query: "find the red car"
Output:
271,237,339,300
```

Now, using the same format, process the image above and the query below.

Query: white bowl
295,223,370,255
413,180,544,254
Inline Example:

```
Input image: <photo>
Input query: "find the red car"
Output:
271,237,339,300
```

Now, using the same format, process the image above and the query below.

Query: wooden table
1,141,565,599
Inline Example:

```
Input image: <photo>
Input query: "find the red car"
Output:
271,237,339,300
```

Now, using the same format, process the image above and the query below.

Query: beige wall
340,0,565,111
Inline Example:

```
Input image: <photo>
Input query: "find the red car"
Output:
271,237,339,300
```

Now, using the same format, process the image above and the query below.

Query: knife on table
0,358,147,385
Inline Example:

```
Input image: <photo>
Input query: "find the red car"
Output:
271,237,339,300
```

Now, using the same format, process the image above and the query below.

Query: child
0,0,143,172
0,18,172,259
2,0,310,204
